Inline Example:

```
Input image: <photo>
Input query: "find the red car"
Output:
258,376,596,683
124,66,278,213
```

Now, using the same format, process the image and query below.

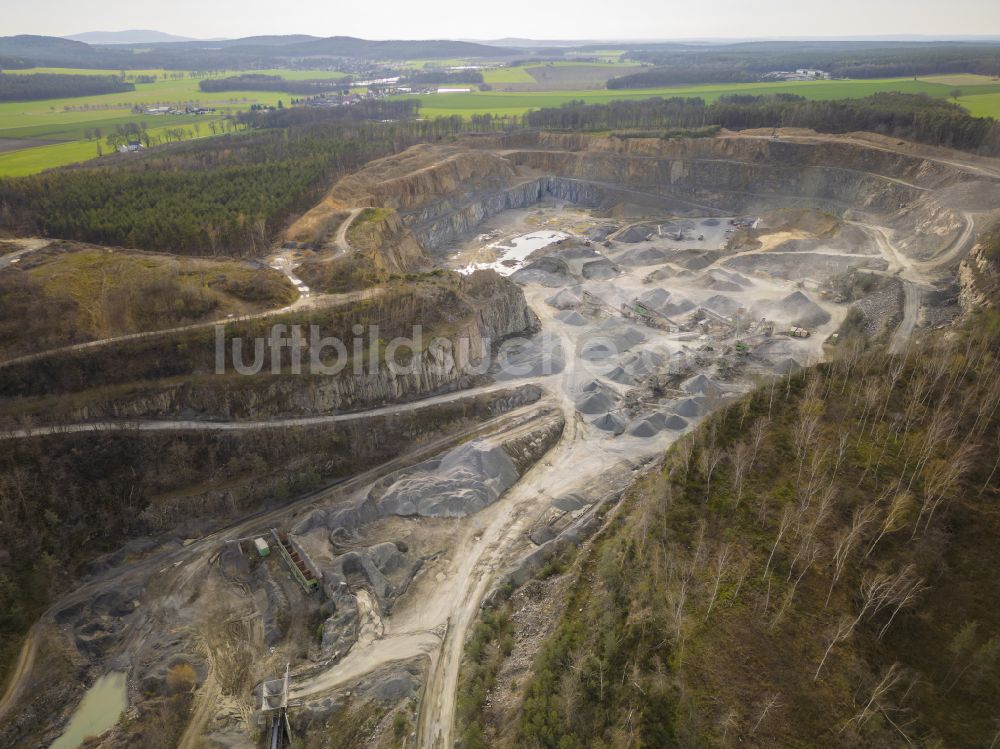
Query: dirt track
0,631,36,724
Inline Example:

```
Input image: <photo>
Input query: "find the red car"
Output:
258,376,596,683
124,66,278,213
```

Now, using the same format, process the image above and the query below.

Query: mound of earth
773,357,802,374
673,397,706,417
585,282,629,308
617,224,660,243
584,224,618,241
575,380,621,414
591,411,626,434
614,247,671,266
754,338,806,359
643,266,677,282
664,295,696,316
581,318,647,360
682,374,723,397
375,440,518,518
546,286,584,309
626,410,687,436
606,349,667,385
725,252,888,281
510,256,571,286
637,287,672,312
701,294,741,317
556,310,588,326
559,246,604,261
673,250,722,270
627,416,661,438
639,287,694,317
697,269,751,292
494,336,565,380
777,290,832,327
720,269,753,286
582,258,619,279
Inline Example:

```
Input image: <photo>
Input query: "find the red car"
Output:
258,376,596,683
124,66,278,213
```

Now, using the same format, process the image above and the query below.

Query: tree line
523,93,1000,155
198,74,351,95
0,72,134,102
403,70,484,85
512,320,1000,748
0,103,460,256
617,42,1000,85
0,92,995,257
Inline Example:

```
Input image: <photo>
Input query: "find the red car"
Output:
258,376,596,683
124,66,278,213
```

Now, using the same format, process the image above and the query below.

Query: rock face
960,233,1000,312
343,133,1000,271
49,275,538,422
347,209,430,273
411,177,604,249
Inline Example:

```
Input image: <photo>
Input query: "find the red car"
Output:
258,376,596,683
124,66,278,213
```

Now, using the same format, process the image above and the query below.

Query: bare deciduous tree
763,506,794,580
843,664,907,732
826,502,879,607
729,441,752,507
814,615,856,681
865,490,915,559
751,693,782,735
705,544,732,621
914,442,977,536
699,444,724,502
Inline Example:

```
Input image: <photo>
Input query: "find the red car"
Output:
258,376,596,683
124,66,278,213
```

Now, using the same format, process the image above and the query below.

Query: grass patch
402,76,1000,119
0,243,296,358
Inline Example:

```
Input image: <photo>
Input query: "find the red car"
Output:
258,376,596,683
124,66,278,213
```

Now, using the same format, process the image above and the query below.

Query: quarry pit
7,129,1000,749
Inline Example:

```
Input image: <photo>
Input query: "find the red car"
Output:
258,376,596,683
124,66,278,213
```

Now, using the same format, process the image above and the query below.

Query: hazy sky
8,0,1000,41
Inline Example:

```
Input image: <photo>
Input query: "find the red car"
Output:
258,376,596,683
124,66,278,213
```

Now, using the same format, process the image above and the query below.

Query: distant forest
0,91,997,256
612,43,1000,87
0,72,134,101
525,93,1000,155
199,74,350,95
0,34,510,71
0,101,462,256
403,70,484,85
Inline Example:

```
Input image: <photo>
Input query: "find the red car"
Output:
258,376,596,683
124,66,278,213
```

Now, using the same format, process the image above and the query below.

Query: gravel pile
591,412,626,434
575,380,621,414
546,286,585,309
375,440,519,518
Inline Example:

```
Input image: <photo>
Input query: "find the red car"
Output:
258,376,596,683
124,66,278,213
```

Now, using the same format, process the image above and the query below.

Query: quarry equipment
272,529,321,593
621,300,680,332
259,664,292,749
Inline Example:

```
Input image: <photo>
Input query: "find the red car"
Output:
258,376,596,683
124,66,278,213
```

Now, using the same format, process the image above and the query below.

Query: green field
0,68,318,175
407,76,1000,118
2,67,1000,177
0,121,221,176
482,66,537,84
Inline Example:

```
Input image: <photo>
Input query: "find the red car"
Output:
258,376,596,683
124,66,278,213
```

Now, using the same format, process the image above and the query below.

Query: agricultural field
3,65,1000,177
916,73,1000,118
408,75,1000,119
0,68,322,176
484,60,644,91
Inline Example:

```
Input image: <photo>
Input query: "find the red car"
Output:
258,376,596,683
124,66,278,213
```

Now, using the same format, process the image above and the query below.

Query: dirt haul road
281,282,695,747
0,286,382,369
0,396,554,726
283,313,657,749
0,377,547,440
852,216,975,353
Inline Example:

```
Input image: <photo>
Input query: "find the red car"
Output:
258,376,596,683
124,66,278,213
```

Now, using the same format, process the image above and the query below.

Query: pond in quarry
50,671,127,749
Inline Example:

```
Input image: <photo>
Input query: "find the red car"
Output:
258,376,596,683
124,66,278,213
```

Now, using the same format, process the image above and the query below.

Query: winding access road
0,393,556,727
